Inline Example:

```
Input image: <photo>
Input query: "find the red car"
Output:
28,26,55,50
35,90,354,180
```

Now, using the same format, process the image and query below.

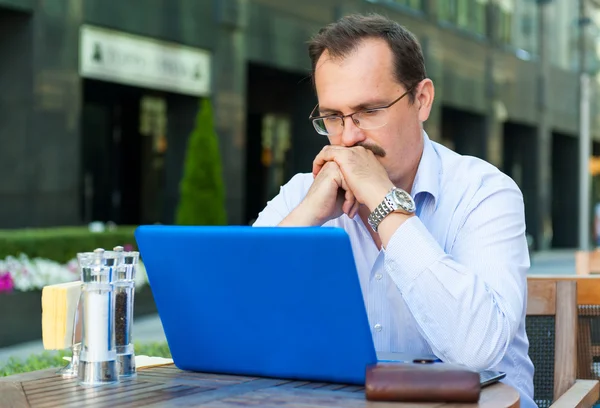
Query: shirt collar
410,130,441,206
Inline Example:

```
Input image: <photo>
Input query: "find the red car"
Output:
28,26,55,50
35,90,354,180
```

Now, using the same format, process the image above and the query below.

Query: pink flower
66,259,79,274
124,244,134,252
0,272,14,293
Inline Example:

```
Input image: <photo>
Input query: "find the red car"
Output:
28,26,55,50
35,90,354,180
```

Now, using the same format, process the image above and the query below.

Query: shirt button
374,324,382,332
375,273,383,281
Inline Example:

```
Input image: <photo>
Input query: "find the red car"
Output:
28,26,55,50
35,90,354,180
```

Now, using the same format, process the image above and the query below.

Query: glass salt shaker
77,248,119,386
112,246,137,377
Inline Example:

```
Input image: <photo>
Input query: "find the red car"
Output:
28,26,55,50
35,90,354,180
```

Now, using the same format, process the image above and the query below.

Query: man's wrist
366,183,395,212
278,201,323,227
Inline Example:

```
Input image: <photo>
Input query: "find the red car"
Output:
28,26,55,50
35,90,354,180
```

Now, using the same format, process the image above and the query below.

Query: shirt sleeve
252,173,311,227
383,181,529,370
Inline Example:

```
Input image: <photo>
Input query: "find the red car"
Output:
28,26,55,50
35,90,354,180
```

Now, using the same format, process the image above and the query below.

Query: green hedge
0,226,138,263
0,341,171,377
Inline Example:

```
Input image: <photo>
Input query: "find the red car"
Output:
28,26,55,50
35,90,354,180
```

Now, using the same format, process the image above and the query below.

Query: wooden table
0,363,520,407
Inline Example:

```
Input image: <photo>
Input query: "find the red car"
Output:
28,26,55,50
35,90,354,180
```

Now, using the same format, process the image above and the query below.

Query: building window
392,0,423,10
371,0,423,11
497,0,514,44
472,0,488,36
437,0,458,23
437,0,487,36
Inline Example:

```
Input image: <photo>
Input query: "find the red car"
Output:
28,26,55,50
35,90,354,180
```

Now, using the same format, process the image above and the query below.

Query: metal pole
579,0,592,250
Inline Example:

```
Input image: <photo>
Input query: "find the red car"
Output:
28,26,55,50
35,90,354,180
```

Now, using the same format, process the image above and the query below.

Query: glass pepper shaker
113,246,137,377
77,248,118,386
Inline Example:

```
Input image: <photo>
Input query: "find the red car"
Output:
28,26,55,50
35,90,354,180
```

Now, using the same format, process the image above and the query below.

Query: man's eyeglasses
308,88,414,137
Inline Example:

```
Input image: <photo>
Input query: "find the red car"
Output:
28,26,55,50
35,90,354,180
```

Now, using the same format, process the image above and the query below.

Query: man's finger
349,199,360,219
343,188,355,215
312,146,348,177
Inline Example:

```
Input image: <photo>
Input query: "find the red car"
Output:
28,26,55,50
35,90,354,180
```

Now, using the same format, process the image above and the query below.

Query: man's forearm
278,204,322,227
383,217,524,370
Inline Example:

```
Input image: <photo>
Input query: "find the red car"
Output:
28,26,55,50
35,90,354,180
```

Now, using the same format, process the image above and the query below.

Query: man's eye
362,109,381,116
324,116,340,122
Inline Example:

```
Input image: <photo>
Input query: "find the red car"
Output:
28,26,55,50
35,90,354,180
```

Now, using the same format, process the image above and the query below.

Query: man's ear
416,79,434,122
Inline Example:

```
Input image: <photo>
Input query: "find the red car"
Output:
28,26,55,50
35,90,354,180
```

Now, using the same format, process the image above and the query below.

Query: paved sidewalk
529,249,576,275
0,313,167,368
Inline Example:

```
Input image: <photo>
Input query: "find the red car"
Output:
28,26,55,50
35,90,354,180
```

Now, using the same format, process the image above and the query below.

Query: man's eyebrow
317,107,341,115
319,98,391,115
348,98,390,111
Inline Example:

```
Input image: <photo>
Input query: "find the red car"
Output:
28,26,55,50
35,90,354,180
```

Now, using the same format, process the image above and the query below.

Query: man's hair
307,13,426,102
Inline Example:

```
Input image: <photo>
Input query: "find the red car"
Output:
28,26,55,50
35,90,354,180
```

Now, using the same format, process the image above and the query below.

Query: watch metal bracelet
368,196,394,232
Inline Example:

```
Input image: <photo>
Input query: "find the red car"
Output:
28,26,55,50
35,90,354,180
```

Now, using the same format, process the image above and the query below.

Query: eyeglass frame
308,85,417,136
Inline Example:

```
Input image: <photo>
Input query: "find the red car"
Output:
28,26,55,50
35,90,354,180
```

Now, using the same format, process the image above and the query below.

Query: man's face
313,38,429,186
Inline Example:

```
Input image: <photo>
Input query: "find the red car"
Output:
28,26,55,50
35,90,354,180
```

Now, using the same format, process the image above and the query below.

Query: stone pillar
484,1,504,168
212,0,248,225
534,0,553,250
0,8,33,228
422,0,438,22
0,1,82,228
420,35,443,143
485,54,506,168
29,0,83,226
0,0,32,11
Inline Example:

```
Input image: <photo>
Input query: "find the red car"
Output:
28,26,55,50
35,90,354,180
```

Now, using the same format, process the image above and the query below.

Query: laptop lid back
135,225,377,384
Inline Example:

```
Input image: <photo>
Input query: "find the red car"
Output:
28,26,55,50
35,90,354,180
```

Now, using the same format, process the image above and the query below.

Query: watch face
393,189,416,213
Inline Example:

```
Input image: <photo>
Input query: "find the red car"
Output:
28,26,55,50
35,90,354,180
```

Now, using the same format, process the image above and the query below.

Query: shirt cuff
384,216,447,290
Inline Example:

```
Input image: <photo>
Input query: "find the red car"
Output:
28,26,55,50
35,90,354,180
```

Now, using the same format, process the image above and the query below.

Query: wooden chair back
527,279,577,402
575,250,600,275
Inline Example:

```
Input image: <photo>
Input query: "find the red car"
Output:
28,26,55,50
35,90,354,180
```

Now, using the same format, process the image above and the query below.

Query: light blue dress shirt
254,131,535,407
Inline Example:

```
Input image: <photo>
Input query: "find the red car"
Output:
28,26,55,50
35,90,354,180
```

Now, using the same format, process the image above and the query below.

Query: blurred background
1,0,600,251
3,0,600,379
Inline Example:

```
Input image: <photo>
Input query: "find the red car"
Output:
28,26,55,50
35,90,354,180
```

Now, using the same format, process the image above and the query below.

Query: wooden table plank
182,386,367,408
0,382,29,408
68,384,212,408
31,380,162,407
142,378,291,408
1,364,521,408
0,368,57,383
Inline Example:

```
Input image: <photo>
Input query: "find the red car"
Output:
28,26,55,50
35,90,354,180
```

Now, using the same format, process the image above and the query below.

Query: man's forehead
314,43,400,111
315,39,393,72
315,42,395,86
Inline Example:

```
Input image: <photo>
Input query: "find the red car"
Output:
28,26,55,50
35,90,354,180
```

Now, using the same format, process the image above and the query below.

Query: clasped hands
296,145,396,226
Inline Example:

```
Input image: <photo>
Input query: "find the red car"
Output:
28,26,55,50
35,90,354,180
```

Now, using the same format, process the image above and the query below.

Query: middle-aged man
253,13,535,406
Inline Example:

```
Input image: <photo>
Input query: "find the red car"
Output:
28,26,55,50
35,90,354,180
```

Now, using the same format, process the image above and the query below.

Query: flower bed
0,254,156,348
0,254,148,293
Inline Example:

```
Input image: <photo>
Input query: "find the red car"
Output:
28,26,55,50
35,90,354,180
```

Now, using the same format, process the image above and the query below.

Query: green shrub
175,98,227,226
0,226,138,263
0,341,171,377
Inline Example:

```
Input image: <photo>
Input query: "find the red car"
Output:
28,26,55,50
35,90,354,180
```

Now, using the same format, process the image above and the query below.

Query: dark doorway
82,79,145,225
441,106,487,159
503,122,537,248
81,80,197,226
245,63,319,224
551,132,578,248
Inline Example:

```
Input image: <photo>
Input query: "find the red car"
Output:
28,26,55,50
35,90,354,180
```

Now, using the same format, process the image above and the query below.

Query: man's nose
340,116,366,147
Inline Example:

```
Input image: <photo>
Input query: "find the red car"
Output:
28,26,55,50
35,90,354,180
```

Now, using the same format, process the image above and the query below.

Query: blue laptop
135,225,380,384
135,225,503,386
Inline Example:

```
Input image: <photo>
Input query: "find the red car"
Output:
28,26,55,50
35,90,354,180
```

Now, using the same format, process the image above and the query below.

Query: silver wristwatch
368,187,416,232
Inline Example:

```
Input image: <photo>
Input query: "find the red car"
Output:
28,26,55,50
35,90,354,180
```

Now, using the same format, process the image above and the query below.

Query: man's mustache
356,142,386,157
